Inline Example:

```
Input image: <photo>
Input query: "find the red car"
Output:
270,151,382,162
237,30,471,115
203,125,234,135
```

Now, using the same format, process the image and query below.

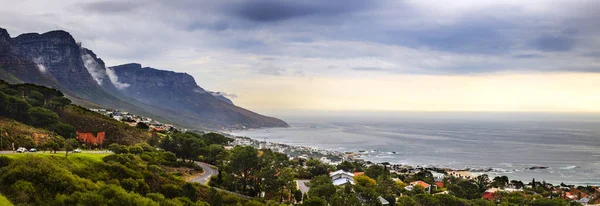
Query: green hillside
0,80,149,148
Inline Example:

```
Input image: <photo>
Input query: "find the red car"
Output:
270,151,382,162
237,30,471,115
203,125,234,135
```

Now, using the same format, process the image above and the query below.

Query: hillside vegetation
0,80,149,148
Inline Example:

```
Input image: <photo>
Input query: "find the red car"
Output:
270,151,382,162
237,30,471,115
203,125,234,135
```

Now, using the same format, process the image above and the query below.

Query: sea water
231,112,600,185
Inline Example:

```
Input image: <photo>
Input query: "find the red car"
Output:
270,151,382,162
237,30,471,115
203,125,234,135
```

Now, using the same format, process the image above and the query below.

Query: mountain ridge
0,27,288,130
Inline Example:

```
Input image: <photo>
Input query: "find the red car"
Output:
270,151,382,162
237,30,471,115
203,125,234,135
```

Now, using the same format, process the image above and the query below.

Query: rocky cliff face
0,27,288,130
110,63,289,129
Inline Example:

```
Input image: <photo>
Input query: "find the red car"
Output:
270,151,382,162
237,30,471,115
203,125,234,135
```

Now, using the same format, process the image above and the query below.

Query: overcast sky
2,0,600,114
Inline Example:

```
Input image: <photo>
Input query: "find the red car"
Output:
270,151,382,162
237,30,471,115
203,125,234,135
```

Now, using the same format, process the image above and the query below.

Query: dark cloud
396,20,513,54
513,54,544,59
80,1,143,13
533,35,575,52
228,0,374,22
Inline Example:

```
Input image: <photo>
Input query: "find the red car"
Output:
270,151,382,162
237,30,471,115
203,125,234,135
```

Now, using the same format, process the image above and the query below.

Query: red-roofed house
406,181,436,193
435,182,444,188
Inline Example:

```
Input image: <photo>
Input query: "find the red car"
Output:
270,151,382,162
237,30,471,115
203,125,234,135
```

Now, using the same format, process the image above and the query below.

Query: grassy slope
0,117,56,149
0,117,54,137
59,105,150,145
0,193,12,206
1,153,109,170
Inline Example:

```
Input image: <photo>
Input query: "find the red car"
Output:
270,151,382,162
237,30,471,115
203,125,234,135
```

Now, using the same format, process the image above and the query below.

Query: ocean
231,112,600,185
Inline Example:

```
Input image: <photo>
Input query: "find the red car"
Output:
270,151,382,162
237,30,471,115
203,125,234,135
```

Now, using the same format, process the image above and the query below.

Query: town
89,108,187,133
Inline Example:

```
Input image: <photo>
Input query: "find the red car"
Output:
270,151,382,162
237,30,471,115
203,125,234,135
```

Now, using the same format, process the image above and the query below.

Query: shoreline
224,132,599,187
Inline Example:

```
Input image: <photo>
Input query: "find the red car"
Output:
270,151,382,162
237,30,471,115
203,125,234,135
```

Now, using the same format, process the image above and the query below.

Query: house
330,170,354,186
575,197,590,204
353,172,365,176
378,196,390,205
405,181,436,193
435,182,444,188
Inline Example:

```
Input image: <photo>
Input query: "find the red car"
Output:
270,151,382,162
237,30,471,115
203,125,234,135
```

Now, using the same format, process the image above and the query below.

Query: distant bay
231,112,600,186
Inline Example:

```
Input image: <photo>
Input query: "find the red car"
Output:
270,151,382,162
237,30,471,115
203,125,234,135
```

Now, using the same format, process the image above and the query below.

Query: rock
526,166,549,170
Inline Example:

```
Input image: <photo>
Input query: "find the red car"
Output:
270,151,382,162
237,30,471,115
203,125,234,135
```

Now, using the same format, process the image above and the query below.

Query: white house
330,170,354,186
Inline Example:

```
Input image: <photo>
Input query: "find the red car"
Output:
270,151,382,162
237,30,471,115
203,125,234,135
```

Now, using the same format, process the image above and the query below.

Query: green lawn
0,152,110,169
0,193,12,206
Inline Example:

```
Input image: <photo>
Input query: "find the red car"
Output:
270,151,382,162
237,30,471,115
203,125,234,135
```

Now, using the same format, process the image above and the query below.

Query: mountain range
0,27,288,130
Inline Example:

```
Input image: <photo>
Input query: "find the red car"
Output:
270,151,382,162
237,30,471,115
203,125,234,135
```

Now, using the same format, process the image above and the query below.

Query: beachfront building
330,170,355,186
405,181,436,193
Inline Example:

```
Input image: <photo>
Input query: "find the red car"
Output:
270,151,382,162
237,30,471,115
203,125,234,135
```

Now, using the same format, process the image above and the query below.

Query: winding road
190,162,218,185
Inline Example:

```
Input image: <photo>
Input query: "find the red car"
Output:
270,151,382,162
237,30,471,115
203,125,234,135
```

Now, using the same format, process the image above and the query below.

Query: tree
204,144,226,165
136,122,149,130
396,196,417,206
160,133,205,161
294,190,303,203
27,107,59,128
26,90,44,107
305,158,330,178
492,176,509,188
202,133,231,145
302,197,327,206
510,180,524,189
475,174,490,193
448,180,481,199
365,165,387,179
376,174,398,198
308,175,335,201
278,167,296,202
54,123,75,139
42,136,64,153
64,138,77,157
330,184,361,206
354,175,377,188
228,146,259,195
336,161,354,172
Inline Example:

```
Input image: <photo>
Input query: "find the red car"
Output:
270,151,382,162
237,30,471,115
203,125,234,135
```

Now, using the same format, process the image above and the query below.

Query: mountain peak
14,30,77,45
0,27,10,42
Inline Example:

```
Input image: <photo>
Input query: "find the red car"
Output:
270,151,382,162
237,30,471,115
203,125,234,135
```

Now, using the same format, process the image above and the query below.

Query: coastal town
89,108,187,133
229,136,600,205
83,107,600,205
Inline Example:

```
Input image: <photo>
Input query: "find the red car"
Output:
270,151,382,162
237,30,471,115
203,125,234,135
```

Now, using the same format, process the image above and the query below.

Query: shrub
27,107,59,128
129,146,143,154
108,143,129,154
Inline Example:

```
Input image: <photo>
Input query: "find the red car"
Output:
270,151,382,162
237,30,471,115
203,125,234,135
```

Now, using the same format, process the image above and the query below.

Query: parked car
73,149,82,153
16,147,26,153
29,148,37,152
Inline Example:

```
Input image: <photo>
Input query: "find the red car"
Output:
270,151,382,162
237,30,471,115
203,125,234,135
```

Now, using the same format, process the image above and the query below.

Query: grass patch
0,152,109,170
0,193,12,206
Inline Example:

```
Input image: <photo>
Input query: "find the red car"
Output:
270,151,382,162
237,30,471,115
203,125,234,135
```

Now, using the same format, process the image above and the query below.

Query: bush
108,143,129,154
54,123,76,138
129,146,143,154
0,156,11,168
27,107,59,128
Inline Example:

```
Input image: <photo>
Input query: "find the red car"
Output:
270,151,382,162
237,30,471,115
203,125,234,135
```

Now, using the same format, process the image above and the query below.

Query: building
405,181,436,193
378,196,390,205
330,170,354,186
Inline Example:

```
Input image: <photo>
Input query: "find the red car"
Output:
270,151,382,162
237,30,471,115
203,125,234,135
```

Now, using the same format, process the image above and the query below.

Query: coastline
223,131,599,187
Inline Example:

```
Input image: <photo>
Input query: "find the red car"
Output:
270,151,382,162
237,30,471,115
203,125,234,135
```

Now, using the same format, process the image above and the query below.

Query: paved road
190,162,218,185
296,180,310,195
